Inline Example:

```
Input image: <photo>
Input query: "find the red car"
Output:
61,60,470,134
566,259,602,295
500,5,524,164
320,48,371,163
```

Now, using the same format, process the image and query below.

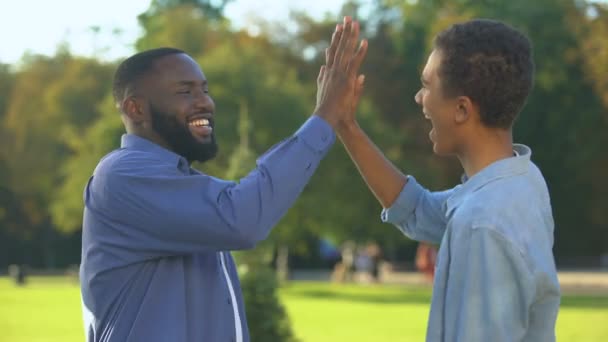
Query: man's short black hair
434,19,534,129
112,47,185,104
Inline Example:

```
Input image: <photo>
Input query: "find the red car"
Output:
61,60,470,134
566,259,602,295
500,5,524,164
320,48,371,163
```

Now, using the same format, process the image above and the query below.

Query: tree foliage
0,0,606,270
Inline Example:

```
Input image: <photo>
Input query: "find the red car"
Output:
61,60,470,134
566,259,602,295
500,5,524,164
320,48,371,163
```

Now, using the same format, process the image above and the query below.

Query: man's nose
194,91,214,112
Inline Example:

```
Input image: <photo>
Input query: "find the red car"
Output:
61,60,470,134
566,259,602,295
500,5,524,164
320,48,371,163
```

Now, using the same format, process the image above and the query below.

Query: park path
290,269,608,295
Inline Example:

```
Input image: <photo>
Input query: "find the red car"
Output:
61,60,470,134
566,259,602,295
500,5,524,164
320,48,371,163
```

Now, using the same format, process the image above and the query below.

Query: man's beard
149,104,218,163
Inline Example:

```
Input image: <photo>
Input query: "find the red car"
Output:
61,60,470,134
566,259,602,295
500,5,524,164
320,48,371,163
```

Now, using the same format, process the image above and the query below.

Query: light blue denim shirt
80,116,334,342
382,144,560,342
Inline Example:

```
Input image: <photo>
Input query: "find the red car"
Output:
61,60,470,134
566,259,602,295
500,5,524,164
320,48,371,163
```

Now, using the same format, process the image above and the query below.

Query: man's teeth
190,119,210,127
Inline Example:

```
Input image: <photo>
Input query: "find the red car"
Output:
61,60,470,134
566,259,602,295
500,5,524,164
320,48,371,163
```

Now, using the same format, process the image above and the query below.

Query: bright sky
0,0,350,65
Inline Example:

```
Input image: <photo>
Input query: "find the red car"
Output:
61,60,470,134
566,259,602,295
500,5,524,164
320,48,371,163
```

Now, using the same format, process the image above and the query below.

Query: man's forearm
337,121,407,208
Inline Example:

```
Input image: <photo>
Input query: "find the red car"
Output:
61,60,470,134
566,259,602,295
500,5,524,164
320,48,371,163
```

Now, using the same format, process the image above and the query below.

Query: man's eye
177,90,191,94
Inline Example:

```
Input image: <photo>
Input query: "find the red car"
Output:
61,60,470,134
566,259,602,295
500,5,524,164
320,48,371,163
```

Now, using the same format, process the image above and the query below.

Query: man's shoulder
88,149,182,200
94,147,175,178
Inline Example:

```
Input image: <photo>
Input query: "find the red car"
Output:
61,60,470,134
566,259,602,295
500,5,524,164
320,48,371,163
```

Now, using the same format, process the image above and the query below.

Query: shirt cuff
381,176,424,224
295,116,335,153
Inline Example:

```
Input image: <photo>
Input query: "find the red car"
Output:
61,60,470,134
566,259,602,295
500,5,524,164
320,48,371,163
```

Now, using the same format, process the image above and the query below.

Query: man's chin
189,144,218,163
193,134,214,144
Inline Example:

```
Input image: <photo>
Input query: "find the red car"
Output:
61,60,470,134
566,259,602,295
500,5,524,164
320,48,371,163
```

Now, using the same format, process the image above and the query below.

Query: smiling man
336,19,560,341
80,17,367,342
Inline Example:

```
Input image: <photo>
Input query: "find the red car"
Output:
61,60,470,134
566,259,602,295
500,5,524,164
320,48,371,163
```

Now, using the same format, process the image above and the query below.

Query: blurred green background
1,278,607,341
1,0,607,341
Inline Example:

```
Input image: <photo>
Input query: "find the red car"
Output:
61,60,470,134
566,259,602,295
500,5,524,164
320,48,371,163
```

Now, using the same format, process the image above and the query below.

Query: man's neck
129,128,173,152
458,129,514,178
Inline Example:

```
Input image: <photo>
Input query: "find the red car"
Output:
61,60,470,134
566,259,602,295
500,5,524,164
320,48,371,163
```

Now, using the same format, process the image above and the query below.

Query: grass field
1,277,607,341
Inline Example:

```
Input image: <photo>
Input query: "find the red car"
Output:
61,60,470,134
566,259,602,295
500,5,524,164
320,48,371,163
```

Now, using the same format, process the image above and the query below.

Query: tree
51,95,124,232
140,0,232,21
567,1,608,257
2,54,112,233
136,1,232,54
579,3,608,111
0,63,15,184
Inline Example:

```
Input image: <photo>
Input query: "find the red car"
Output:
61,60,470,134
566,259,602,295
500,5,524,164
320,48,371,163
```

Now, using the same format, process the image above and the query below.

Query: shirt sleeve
86,116,334,259
380,176,453,244
448,227,535,342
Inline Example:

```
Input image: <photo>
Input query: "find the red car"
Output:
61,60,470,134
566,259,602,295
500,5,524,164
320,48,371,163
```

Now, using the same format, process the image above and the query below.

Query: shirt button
227,298,232,305
306,162,312,170
322,134,328,142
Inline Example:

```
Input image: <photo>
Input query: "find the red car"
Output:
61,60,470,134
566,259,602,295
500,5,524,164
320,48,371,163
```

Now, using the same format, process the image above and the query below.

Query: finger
326,25,342,68
334,17,353,69
348,39,368,74
339,20,360,68
326,25,343,67
335,18,354,68
317,65,326,85
354,74,366,103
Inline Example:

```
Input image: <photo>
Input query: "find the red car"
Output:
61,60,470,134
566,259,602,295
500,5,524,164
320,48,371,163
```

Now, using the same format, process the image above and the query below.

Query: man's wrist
313,112,340,130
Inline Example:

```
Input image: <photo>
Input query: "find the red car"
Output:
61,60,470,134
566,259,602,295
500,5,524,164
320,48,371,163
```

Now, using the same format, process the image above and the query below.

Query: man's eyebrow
175,80,208,86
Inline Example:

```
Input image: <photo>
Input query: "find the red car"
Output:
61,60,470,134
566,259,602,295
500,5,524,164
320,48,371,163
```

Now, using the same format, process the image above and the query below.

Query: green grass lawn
1,277,607,341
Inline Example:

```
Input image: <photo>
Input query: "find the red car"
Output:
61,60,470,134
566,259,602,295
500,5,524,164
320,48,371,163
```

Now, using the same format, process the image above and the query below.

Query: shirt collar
120,134,190,173
446,144,532,215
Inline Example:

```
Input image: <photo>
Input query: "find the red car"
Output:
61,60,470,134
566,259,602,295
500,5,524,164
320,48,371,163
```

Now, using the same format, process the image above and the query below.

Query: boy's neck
458,129,514,178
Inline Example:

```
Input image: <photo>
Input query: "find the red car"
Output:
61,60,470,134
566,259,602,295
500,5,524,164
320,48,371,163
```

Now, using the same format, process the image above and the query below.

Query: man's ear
121,96,147,124
454,96,476,124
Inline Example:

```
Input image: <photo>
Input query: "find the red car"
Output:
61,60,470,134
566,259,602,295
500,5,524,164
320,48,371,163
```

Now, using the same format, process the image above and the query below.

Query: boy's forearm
336,121,408,208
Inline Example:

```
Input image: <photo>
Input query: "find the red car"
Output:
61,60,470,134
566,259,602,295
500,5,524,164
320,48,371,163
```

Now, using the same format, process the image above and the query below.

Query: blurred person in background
415,242,438,283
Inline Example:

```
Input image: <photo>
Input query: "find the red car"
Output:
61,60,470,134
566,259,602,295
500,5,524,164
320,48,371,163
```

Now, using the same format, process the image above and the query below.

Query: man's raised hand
314,16,368,129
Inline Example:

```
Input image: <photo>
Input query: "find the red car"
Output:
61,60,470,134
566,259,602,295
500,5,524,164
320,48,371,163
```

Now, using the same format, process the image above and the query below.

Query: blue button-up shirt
80,116,334,342
382,144,560,342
